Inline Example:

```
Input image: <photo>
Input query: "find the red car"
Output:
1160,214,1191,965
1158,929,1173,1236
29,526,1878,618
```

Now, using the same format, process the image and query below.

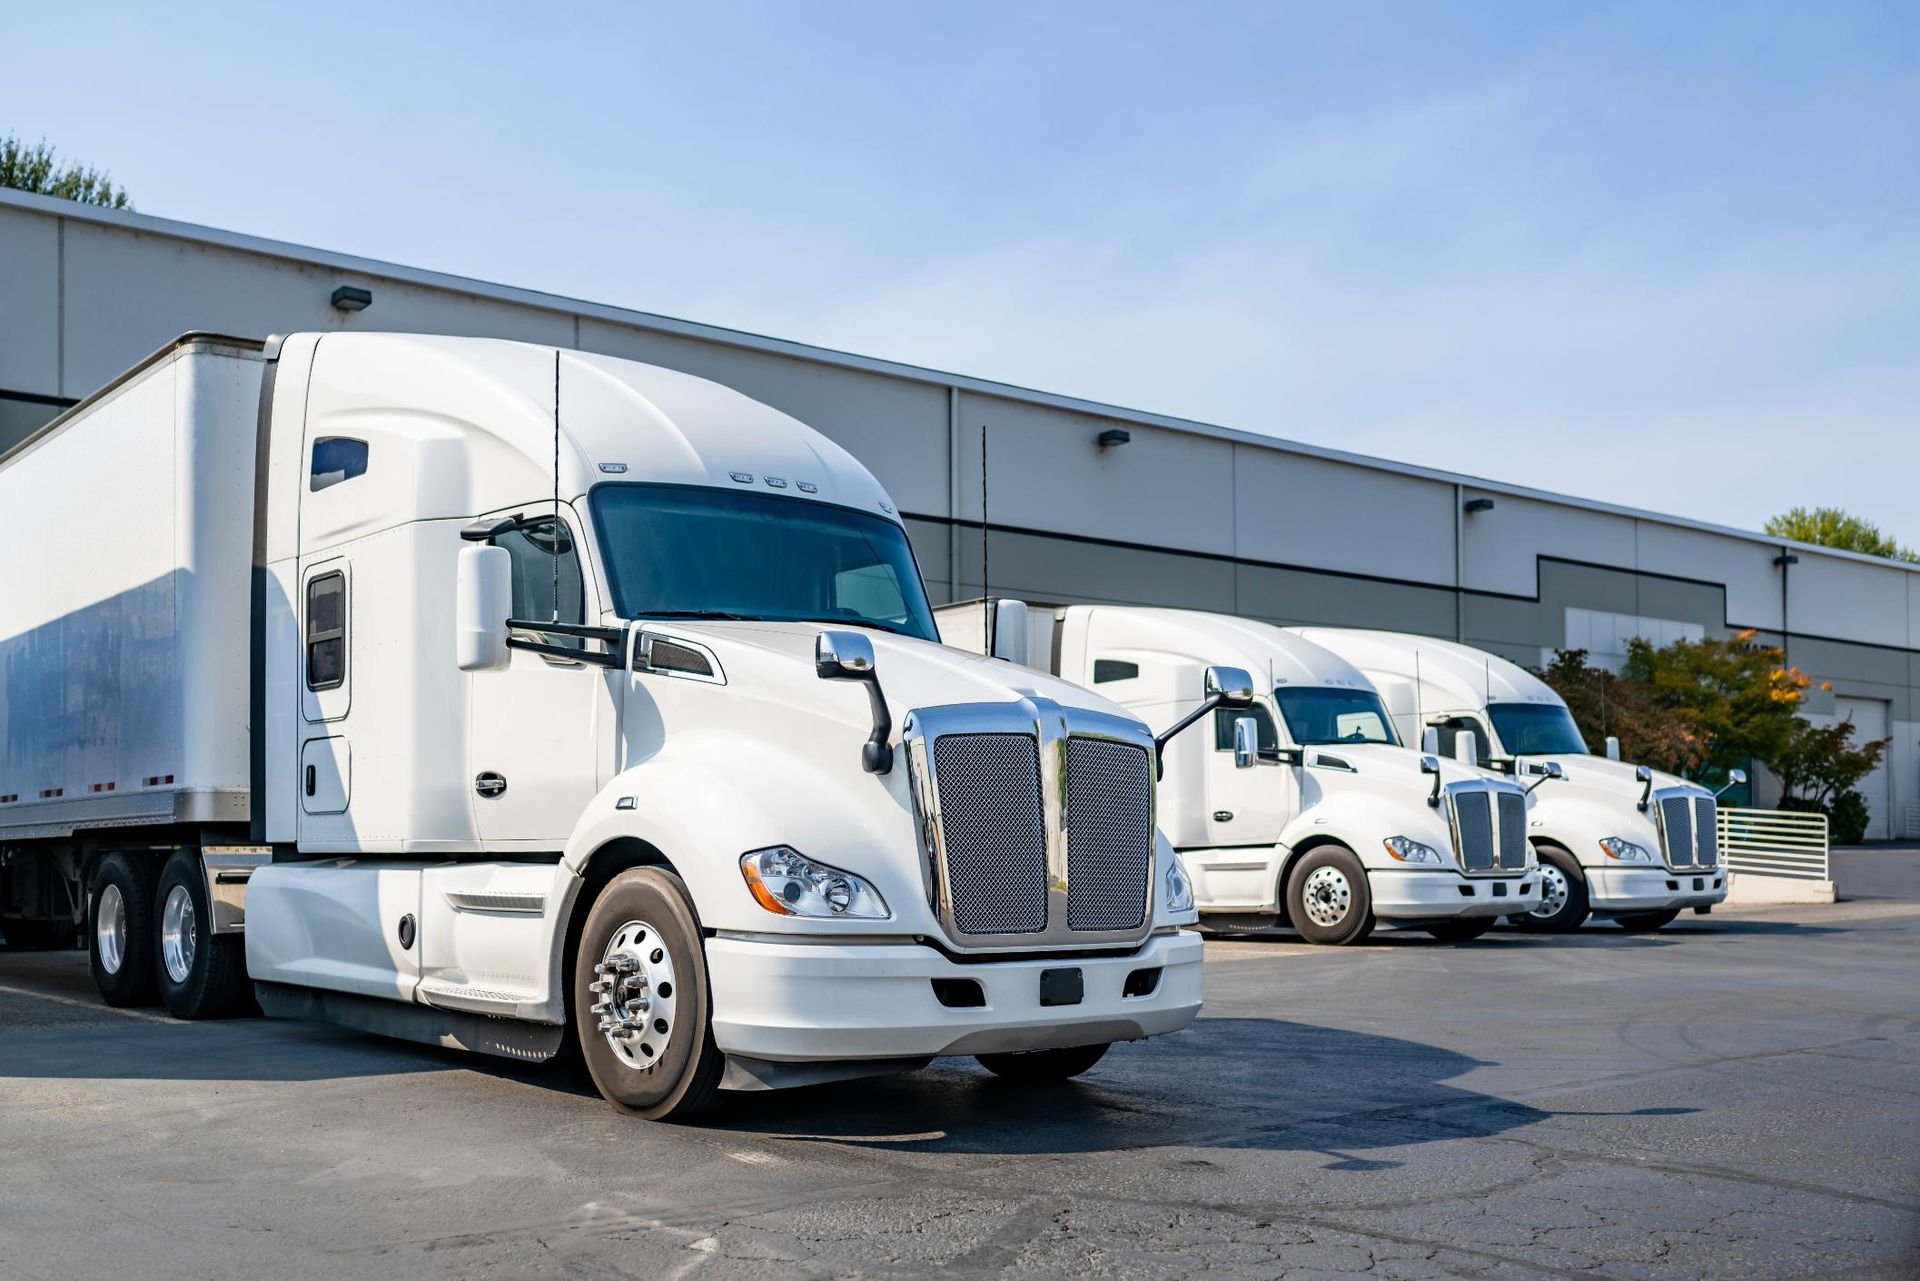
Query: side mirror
1604,735,1621,761
1715,767,1747,799
456,544,512,672
816,631,892,774
1453,730,1479,767
1232,716,1260,769
1421,727,1441,755
1525,760,1564,794
1206,665,1256,709
1420,753,1443,807
990,599,1030,666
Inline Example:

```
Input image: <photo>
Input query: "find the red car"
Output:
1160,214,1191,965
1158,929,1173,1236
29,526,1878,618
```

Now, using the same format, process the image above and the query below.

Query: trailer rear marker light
144,775,174,787
89,782,117,793
39,788,64,799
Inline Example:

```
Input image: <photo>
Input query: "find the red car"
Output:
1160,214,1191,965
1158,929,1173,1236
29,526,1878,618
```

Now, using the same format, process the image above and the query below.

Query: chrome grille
1453,792,1496,872
1496,791,1528,871
931,733,1047,934
1658,792,1718,869
1064,737,1153,931
1693,797,1718,867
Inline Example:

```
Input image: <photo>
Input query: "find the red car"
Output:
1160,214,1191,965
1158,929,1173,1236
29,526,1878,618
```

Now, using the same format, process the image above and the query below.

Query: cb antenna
980,423,990,651
551,349,561,625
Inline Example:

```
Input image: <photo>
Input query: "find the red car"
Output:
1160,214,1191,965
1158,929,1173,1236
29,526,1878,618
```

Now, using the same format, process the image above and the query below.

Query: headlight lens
1164,855,1195,913
1382,836,1444,865
1598,836,1654,863
739,847,890,919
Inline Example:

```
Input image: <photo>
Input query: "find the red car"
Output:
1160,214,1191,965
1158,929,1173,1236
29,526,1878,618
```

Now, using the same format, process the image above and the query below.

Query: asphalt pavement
1,856,1915,1280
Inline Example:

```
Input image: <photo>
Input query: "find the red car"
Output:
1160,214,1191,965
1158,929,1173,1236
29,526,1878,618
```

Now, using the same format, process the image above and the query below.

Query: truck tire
1285,845,1375,946
976,1042,1110,1081
89,853,159,1007
1513,843,1589,933
1613,908,1681,933
574,867,726,1122
153,851,252,1019
1425,918,1493,943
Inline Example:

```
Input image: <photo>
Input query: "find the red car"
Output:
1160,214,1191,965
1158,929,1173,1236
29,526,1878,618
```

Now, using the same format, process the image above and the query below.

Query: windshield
1273,687,1398,746
1486,702,1589,756
590,484,940,641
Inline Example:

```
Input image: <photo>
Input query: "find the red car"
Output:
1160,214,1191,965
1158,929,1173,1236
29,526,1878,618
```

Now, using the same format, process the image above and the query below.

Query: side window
310,437,369,492
1432,716,1491,761
1093,659,1139,683
1213,704,1279,753
495,517,585,648
306,572,346,690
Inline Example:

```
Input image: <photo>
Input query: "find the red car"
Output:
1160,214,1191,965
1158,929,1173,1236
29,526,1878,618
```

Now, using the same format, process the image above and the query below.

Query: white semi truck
0,333,1241,1118
1290,629,1733,932
936,603,1542,944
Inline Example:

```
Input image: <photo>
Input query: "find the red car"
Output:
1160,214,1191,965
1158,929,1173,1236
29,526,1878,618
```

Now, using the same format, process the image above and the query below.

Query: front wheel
573,867,726,1121
976,1043,1110,1081
1426,918,1493,943
1285,845,1375,946
1512,844,1590,933
1613,908,1681,933
154,851,252,1019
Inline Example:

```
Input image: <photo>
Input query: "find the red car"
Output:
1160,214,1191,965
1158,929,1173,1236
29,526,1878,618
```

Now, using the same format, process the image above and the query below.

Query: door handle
474,772,507,798
305,764,317,797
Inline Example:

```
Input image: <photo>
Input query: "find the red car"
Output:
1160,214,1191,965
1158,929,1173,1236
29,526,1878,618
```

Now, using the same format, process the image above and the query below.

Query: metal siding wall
0,209,60,396
1232,447,1456,583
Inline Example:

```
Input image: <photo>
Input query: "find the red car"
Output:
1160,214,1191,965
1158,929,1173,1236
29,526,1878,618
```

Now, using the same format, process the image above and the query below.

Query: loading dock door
1835,697,1890,841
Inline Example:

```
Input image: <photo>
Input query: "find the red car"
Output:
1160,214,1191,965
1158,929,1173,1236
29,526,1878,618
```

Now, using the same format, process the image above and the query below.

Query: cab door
1203,701,1297,846
467,509,608,847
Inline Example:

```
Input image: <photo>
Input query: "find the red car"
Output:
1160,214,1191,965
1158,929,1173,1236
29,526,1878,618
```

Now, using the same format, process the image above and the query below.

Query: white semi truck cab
0,333,1223,1118
936,603,1541,944
1290,629,1732,932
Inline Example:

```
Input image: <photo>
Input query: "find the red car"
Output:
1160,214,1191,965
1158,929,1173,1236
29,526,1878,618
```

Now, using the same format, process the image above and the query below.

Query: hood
1515,751,1708,802
1297,741,1509,792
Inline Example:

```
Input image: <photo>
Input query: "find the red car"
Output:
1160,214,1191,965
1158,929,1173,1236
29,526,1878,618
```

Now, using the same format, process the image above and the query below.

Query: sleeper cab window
1093,658,1139,683
306,572,346,691
310,437,369,492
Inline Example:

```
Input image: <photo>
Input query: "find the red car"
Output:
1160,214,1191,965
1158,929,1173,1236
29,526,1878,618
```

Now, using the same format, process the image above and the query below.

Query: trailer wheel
573,867,725,1121
1512,844,1590,933
1612,908,1682,933
976,1042,1110,1081
1285,845,1375,945
152,852,251,1019
1425,918,1494,943
90,853,160,1006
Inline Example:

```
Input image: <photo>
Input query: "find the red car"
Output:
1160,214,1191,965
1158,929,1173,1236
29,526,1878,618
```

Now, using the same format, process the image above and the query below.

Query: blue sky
8,3,1919,542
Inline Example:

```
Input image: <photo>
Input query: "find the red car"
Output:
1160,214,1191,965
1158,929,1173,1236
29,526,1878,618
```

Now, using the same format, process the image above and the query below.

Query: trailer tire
153,852,251,1019
976,1042,1110,1081
89,853,160,1007
1285,845,1375,946
1512,844,1590,933
574,867,725,1122
1612,908,1681,933
1425,918,1494,943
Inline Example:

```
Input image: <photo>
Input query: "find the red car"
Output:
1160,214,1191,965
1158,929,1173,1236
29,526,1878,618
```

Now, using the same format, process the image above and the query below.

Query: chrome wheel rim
1301,866,1353,929
1531,863,1570,919
591,920,678,1070
160,884,197,985
96,883,127,975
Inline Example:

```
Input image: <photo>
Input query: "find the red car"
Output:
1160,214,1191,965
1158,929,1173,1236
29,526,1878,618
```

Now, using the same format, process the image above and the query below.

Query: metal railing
1717,807,1830,882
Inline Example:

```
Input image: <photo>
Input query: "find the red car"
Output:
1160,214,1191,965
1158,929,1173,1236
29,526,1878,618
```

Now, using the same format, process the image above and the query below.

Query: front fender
1277,791,1455,873
1527,791,1664,869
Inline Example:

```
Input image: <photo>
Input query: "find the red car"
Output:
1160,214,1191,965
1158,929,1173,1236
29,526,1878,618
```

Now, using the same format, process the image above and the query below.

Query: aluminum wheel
1530,862,1570,920
591,919,678,1070
160,883,197,985
96,883,128,975
1300,865,1354,929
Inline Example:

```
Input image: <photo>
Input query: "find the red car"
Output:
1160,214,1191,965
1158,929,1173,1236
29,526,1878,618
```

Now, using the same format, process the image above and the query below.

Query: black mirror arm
1154,695,1223,779
857,677,894,774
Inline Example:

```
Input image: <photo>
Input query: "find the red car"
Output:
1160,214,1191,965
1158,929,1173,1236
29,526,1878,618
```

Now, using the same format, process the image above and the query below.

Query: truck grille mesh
1451,789,1528,873
1064,737,1153,931
1496,791,1528,870
932,733,1047,934
1659,794,1719,869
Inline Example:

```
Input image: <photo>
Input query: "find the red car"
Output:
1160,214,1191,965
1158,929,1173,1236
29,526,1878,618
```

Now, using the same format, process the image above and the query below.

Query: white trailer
936,602,1543,944
1290,629,1732,931
0,333,1228,1118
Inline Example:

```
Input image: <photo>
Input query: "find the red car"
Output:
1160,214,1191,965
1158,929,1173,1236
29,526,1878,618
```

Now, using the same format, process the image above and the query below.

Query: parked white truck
936,603,1542,944
1290,629,1733,932
0,333,1237,1118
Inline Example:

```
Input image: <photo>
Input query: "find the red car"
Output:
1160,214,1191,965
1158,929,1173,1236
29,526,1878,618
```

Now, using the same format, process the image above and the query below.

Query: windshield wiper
785,616,916,637
638,609,755,621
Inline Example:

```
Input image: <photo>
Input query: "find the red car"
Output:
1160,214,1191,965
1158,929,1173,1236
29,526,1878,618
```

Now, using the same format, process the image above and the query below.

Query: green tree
1621,630,1809,782
1538,648,1699,775
1764,506,1918,563
1771,717,1888,813
0,134,133,209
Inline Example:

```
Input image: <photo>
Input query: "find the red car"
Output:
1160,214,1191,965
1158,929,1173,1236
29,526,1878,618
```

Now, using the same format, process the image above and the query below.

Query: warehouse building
2,187,1914,837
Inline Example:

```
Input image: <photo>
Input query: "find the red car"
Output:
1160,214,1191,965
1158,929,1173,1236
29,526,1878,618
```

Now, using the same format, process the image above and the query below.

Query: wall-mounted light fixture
1463,497,1495,514
1096,428,1131,450
1772,553,1800,568
330,285,373,312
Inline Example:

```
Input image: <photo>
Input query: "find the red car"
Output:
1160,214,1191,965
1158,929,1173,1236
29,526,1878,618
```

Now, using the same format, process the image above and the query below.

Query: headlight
1382,836,1444,865
1164,856,1195,913
739,847,890,919
1598,837,1653,863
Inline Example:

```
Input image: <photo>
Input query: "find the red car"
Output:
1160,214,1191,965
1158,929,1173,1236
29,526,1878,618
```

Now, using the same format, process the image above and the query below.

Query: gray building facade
2,187,1914,836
